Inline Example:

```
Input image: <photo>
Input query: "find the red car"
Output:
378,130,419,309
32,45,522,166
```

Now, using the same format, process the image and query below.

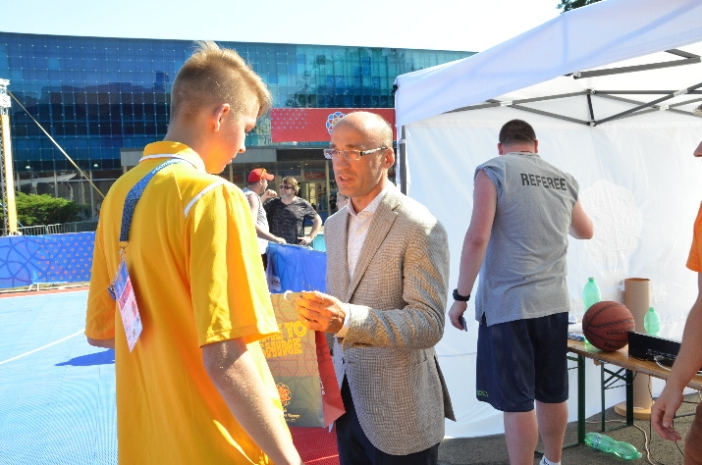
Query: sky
0,0,564,52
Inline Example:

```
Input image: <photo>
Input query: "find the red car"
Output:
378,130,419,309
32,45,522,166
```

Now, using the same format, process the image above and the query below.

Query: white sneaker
540,457,561,465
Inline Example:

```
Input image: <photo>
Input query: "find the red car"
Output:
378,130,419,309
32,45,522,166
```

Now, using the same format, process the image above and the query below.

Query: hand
87,337,116,349
298,236,313,246
295,291,346,334
651,385,684,441
448,301,469,331
274,237,286,244
261,189,277,201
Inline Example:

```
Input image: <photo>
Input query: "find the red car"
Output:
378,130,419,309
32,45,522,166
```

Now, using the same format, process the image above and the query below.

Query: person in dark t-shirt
264,176,322,245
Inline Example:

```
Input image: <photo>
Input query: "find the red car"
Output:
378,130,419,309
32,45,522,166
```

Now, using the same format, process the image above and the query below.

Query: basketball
582,301,635,351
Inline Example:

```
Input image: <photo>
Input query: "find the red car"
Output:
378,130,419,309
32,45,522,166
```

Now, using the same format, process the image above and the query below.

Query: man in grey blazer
295,112,454,465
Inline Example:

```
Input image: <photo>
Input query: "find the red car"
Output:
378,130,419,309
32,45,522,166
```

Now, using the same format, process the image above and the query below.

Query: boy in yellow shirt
85,41,301,465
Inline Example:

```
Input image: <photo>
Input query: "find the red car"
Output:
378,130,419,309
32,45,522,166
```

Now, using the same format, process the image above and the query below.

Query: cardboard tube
625,278,650,332
619,278,653,417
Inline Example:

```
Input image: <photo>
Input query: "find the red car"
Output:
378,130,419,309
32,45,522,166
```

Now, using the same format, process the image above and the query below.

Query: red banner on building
270,108,396,143
303,171,327,180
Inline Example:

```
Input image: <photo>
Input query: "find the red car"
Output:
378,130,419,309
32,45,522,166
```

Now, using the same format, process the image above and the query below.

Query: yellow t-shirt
86,141,284,464
688,202,702,273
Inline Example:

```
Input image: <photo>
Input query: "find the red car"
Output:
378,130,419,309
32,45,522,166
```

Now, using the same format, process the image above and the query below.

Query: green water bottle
583,277,601,309
583,277,601,348
644,306,661,336
584,432,642,460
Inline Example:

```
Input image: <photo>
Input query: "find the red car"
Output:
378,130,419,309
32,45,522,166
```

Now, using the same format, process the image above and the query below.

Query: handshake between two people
292,291,347,334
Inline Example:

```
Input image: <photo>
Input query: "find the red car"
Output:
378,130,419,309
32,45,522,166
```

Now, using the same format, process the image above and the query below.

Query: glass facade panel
0,32,473,222
0,32,472,172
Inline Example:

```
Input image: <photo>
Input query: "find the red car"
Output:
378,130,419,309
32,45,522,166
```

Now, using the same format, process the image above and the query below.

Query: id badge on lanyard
108,158,183,351
112,253,142,352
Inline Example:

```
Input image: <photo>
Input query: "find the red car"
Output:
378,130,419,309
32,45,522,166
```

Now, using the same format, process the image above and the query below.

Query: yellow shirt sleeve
85,218,117,340
187,183,279,346
688,203,702,273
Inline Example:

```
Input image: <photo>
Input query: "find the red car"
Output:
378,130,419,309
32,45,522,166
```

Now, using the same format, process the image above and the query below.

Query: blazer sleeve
339,214,450,350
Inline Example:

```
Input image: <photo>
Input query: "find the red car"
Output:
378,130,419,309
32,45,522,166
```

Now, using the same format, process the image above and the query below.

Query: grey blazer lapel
328,211,351,298
346,190,401,301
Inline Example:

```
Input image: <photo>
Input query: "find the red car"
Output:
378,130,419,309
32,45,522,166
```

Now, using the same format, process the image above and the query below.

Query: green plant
3,192,85,225
557,0,603,13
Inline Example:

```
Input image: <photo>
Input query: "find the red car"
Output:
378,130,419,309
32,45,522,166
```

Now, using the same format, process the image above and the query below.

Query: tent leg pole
399,126,407,195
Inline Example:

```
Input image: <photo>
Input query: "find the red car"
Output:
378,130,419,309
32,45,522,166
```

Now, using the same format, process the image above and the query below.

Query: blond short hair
170,41,272,121
281,176,299,194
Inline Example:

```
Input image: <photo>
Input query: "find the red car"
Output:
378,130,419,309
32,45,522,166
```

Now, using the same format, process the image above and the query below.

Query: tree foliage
557,0,603,13
4,192,86,226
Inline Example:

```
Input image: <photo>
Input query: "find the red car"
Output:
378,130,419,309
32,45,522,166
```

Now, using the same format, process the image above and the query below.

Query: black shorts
476,312,568,412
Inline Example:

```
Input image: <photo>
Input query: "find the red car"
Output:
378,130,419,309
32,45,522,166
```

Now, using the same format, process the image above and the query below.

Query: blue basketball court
0,288,340,465
0,289,117,465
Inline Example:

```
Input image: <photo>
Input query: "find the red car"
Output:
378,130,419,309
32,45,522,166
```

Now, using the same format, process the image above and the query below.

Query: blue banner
267,243,327,293
1,233,329,292
0,232,95,289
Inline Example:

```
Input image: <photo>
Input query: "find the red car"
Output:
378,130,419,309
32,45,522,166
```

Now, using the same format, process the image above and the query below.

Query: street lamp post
0,78,19,236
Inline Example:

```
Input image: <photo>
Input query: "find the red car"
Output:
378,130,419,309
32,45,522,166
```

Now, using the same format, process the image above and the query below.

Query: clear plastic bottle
644,306,661,336
583,277,601,309
583,277,601,348
584,432,642,460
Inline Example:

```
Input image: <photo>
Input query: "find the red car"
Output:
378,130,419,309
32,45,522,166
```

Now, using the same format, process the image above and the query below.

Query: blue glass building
0,32,472,214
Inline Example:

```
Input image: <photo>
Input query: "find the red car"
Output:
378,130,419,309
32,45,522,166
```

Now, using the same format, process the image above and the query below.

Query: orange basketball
582,301,635,351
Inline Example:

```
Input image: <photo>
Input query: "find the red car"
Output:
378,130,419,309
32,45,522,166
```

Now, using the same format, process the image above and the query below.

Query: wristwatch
453,289,471,302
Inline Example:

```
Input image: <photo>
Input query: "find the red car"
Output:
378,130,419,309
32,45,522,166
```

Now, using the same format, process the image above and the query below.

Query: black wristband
453,289,470,302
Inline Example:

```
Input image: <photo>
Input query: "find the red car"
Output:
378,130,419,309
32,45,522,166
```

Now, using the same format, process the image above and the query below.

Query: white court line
0,329,84,366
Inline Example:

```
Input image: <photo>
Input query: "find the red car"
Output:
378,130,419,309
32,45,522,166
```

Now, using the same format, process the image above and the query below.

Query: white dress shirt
335,183,394,338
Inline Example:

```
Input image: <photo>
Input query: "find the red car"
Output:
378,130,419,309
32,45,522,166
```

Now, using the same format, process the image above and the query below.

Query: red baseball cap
248,168,275,183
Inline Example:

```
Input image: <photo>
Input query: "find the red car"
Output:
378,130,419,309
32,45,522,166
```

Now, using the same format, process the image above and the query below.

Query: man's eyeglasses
323,147,387,161
280,185,293,190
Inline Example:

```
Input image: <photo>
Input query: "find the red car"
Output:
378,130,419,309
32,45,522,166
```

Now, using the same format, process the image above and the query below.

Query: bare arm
309,213,323,239
246,192,285,243
202,339,302,465
298,213,323,246
652,272,702,441
256,224,286,243
448,170,497,330
569,200,593,239
245,190,260,219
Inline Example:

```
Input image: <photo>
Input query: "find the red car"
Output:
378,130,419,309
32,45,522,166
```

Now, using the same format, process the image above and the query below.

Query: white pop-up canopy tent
394,0,702,438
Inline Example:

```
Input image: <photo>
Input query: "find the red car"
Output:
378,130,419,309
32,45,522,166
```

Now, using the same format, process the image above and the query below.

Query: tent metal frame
400,48,702,193
569,48,701,79
443,49,702,128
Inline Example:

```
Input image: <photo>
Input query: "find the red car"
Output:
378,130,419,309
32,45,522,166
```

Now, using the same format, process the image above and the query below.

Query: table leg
578,353,585,444
626,369,634,426
601,363,606,432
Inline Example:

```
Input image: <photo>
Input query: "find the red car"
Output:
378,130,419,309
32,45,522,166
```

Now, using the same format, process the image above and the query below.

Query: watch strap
453,288,471,302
